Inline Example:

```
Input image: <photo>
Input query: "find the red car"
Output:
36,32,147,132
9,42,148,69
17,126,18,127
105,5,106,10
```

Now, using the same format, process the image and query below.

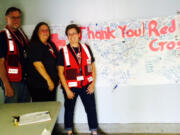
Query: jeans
63,85,98,131
1,80,31,103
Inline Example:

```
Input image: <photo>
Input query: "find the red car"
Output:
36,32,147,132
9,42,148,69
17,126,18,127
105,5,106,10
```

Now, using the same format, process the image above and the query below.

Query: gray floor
67,134,180,135
52,124,180,135
53,133,180,135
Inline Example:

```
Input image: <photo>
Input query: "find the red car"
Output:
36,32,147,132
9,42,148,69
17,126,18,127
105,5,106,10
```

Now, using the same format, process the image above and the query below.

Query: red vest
63,43,93,88
4,28,23,82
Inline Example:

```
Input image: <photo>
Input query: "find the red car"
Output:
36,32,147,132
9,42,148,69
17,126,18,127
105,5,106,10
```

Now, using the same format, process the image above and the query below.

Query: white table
0,101,61,135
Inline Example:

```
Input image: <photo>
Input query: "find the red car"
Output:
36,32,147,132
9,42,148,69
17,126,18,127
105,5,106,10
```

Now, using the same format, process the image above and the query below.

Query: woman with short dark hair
57,24,98,135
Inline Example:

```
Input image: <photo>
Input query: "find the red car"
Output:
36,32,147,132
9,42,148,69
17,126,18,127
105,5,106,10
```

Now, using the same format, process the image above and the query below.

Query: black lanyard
70,45,82,64
6,26,27,47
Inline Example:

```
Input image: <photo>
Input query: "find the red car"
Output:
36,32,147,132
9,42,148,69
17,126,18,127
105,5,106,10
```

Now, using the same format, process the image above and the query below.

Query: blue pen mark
113,84,118,89
112,84,118,92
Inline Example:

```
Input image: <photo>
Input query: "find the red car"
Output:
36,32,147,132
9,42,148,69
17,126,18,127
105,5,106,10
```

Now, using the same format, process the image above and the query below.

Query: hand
47,79,55,91
66,89,75,99
86,83,95,95
4,84,14,97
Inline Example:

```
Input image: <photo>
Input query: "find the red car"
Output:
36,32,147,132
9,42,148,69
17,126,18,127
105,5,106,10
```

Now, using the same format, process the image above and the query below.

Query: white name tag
77,76,84,81
68,82,77,87
8,68,18,74
9,41,14,51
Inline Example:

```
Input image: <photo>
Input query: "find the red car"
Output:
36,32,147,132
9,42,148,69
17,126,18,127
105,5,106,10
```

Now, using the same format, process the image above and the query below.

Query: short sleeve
86,45,95,63
0,32,8,58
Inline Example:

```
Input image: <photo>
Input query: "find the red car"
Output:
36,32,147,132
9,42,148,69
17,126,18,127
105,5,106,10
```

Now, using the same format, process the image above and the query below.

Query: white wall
1,0,180,124
1,0,180,28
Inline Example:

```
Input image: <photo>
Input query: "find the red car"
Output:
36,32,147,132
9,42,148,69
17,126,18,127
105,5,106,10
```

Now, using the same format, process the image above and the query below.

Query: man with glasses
0,7,30,103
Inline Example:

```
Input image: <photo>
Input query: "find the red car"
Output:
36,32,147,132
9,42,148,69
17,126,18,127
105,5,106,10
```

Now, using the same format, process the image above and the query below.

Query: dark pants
63,85,98,131
29,87,57,102
1,80,30,103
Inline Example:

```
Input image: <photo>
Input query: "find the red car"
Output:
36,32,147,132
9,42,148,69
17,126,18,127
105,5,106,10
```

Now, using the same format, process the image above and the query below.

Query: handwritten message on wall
50,15,180,87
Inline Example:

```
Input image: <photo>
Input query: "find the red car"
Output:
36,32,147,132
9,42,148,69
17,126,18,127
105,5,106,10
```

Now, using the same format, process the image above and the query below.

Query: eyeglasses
68,32,78,37
9,16,21,20
39,29,49,33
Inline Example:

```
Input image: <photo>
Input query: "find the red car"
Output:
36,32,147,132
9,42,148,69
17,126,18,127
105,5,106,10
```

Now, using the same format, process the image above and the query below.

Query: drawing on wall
24,15,180,89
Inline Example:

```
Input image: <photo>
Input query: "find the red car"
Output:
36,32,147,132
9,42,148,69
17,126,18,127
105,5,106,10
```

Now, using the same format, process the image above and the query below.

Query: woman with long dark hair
28,22,59,101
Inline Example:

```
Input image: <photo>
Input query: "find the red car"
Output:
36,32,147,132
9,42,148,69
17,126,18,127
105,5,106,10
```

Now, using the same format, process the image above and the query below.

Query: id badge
8,68,18,74
77,76,84,81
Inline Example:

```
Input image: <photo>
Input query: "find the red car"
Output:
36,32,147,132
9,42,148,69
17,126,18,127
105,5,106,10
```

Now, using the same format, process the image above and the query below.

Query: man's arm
57,65,75,99
0,57,14,97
